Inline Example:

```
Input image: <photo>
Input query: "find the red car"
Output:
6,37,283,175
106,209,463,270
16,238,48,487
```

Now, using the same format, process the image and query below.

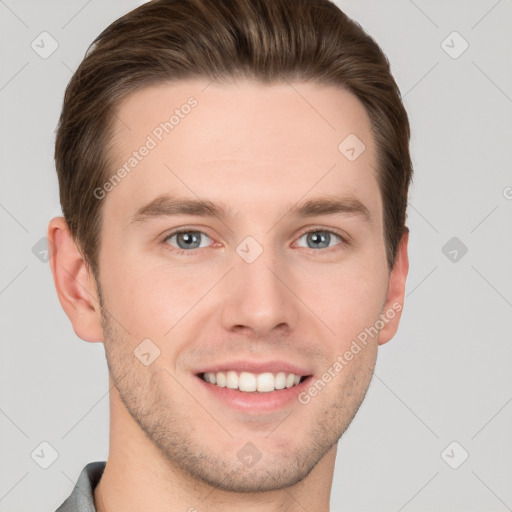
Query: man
49,0,411,510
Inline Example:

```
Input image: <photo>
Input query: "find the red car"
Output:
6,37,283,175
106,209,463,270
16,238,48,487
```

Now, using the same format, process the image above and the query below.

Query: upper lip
194,360,313,377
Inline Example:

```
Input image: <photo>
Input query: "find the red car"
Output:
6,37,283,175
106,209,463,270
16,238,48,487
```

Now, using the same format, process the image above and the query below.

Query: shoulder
54,461,106,512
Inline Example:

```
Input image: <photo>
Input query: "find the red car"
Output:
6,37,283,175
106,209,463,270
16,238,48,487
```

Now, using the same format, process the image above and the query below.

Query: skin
49,79,408,512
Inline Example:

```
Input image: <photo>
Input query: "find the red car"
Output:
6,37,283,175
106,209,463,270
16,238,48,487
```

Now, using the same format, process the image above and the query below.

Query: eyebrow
131,194,371,224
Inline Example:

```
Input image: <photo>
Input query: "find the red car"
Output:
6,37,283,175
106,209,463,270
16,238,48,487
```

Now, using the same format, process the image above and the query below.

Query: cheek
296,259,388,346
99,254,214,339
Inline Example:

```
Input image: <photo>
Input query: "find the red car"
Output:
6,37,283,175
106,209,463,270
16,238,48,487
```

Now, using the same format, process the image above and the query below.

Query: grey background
1,1,511,511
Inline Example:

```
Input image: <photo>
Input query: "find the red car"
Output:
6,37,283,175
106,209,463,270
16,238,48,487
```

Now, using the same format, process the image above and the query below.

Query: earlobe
47,217,104,343
378,229,409,345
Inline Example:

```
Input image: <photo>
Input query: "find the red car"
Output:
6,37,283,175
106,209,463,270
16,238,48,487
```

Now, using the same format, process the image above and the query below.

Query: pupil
309,231,329,249
179,232,200,249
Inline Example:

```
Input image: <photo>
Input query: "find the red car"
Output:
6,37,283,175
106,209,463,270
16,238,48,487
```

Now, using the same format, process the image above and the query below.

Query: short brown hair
55,0,412,274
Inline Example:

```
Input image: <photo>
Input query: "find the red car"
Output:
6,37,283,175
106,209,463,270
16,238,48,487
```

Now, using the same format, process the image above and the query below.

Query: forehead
105,79,381,224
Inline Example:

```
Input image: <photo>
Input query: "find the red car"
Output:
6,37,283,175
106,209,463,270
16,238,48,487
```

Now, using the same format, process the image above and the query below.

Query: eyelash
161,227,349,257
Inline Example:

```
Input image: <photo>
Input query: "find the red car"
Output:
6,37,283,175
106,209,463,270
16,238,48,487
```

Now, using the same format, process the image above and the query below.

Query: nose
219,243,300,337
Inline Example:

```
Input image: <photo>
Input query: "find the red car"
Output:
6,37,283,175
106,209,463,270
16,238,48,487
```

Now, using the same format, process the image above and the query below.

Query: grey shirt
55,461,106,512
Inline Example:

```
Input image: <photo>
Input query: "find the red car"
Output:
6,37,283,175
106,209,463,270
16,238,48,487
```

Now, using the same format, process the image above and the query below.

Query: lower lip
195,375,313,413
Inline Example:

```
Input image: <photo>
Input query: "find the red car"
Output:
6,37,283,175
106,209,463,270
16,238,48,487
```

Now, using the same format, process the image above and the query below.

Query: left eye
165,230,212,251
296,230,343,250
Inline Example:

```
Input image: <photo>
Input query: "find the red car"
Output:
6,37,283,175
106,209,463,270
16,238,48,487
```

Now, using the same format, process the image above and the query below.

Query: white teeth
215,372,225,387
274,372,286,390
256,372,274,392
202,371,304,392
226,370,238,390
239,372,257,392
204,372,217,384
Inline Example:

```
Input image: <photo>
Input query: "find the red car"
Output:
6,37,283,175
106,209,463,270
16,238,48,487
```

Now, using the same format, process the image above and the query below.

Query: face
92,79,403,492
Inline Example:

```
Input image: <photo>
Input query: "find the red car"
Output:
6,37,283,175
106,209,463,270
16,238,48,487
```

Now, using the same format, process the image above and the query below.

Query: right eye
163,229,213,255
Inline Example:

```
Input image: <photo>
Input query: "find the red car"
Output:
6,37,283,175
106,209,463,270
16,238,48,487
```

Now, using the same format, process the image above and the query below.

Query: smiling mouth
197,371,310,393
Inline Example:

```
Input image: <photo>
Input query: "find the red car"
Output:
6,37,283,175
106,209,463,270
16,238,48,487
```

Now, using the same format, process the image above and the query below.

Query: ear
378,229,409,345
47,217,104,342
